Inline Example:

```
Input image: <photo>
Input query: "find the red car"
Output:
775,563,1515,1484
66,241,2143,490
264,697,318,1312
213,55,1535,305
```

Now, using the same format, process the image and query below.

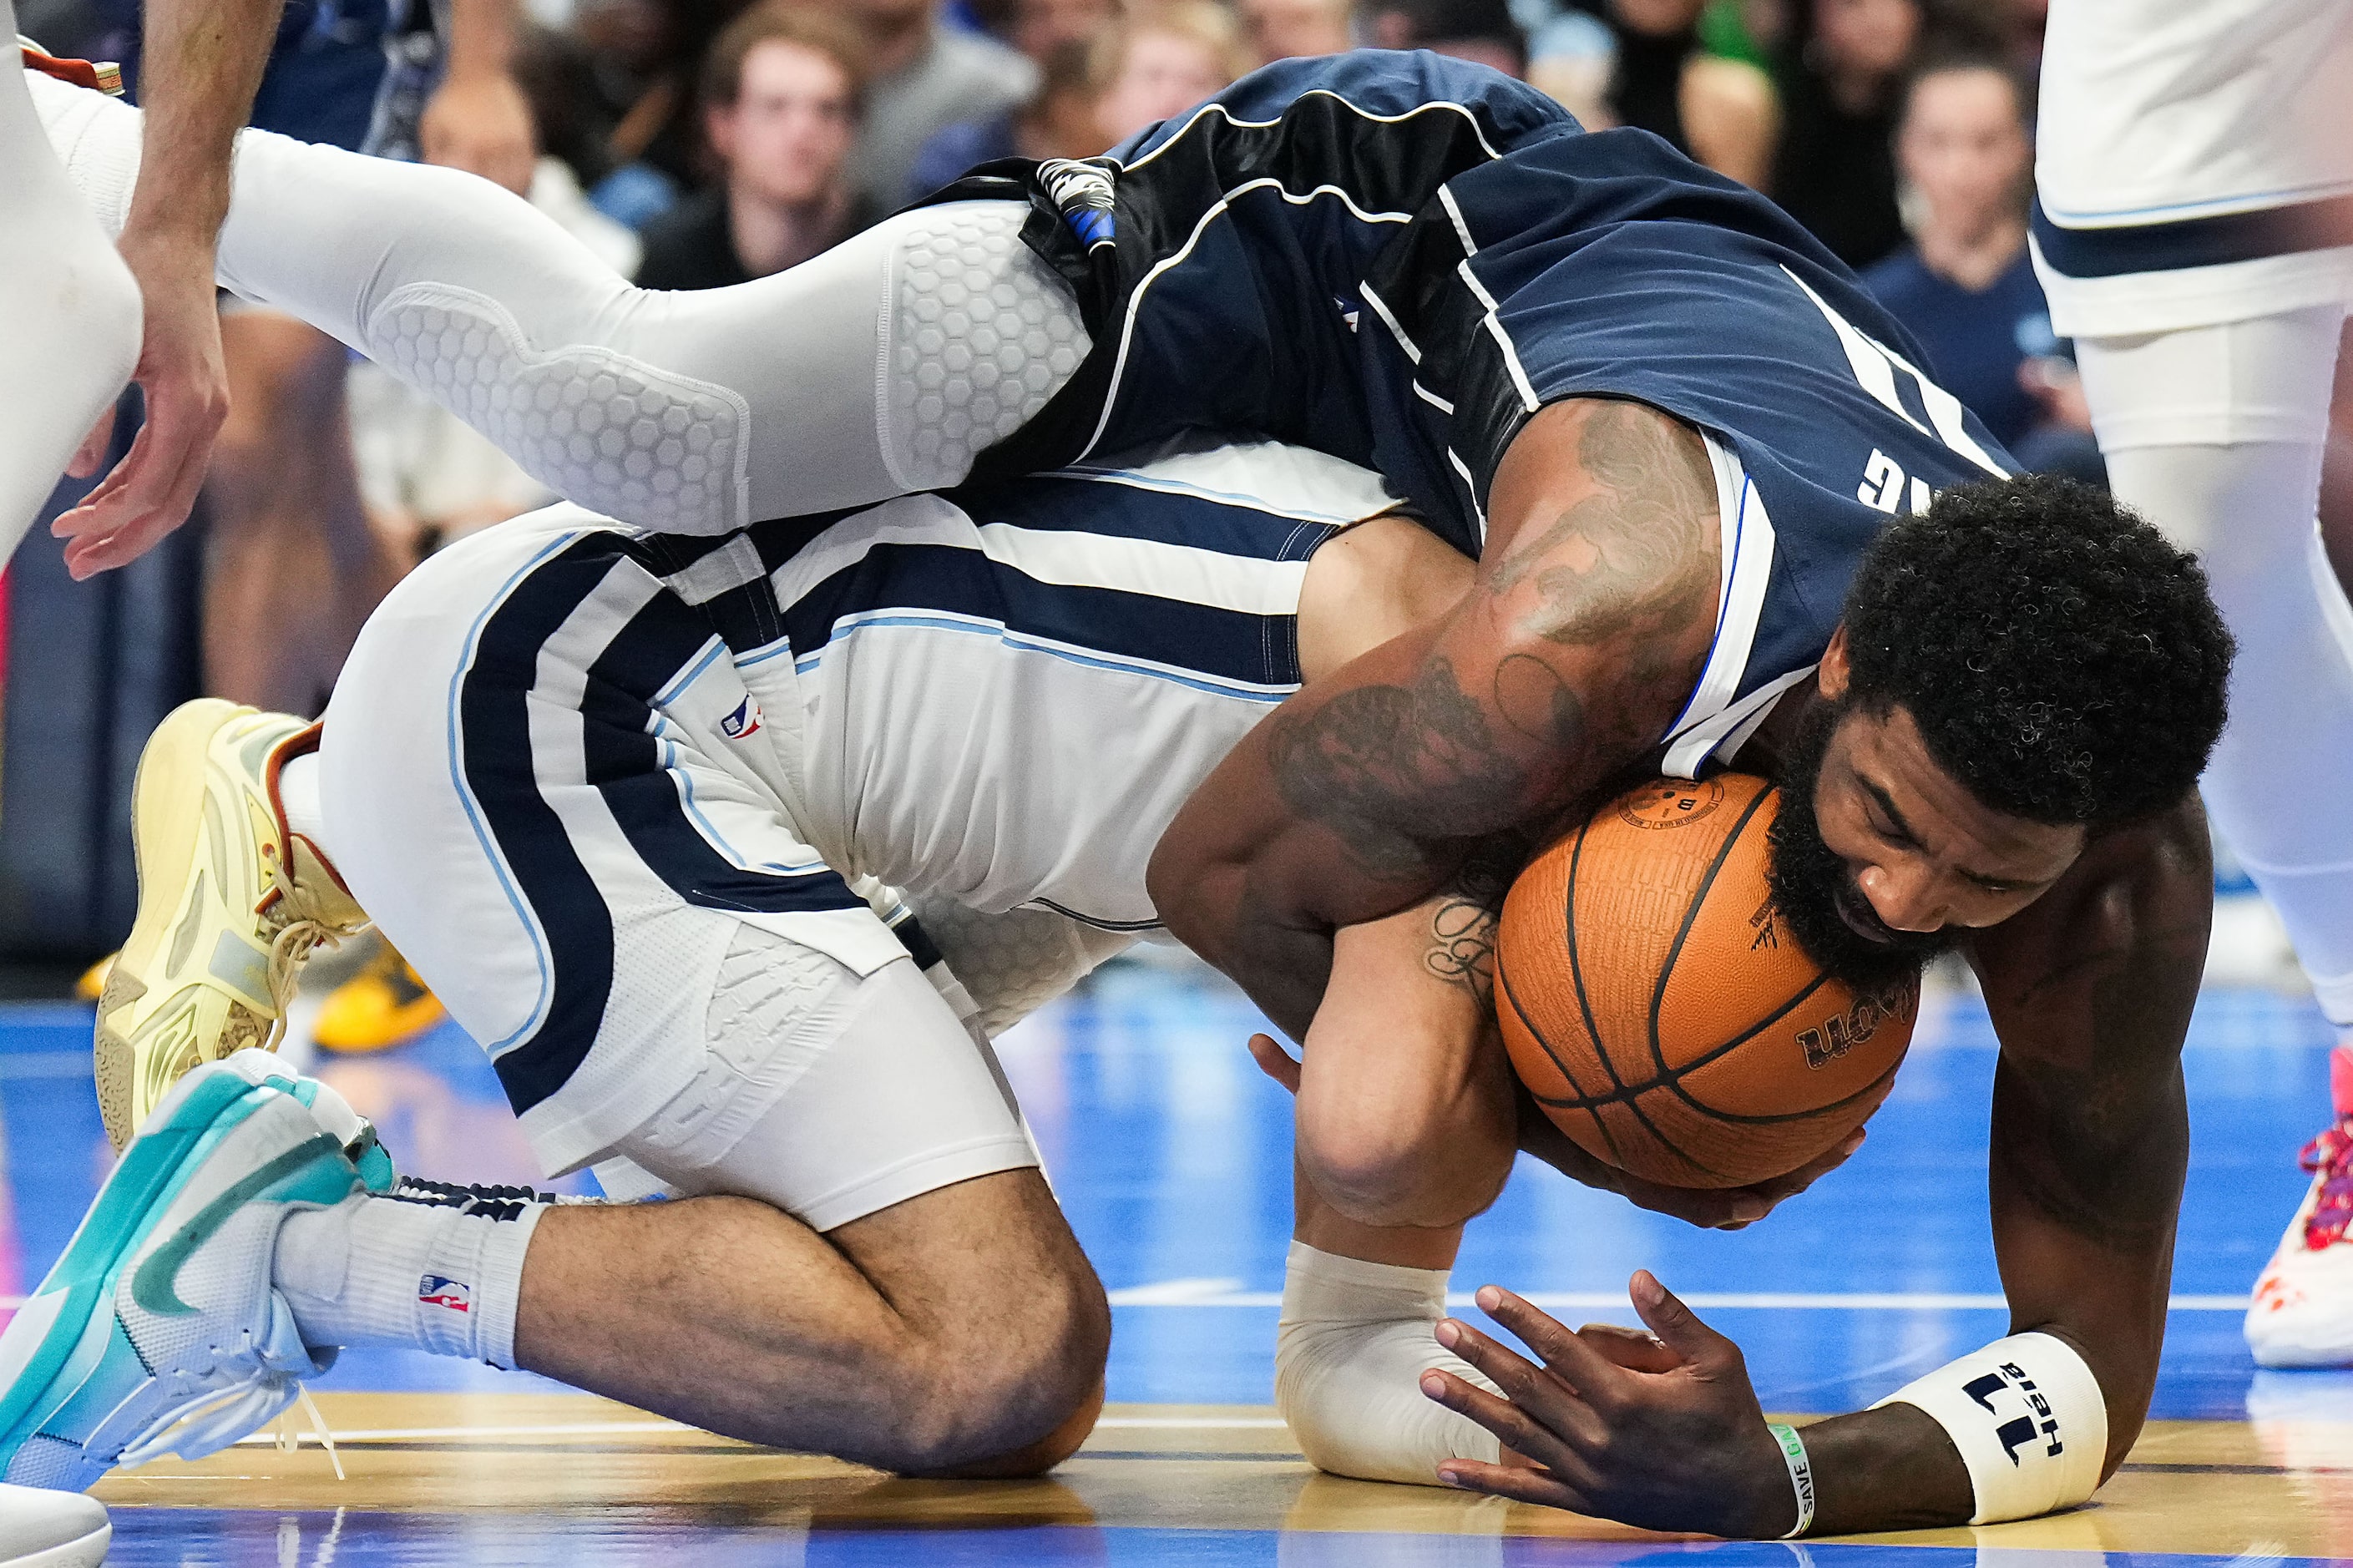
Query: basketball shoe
94,701,369,1150
0,1486,106,1567
0,1052,392,1494
2245,1115,2353,1368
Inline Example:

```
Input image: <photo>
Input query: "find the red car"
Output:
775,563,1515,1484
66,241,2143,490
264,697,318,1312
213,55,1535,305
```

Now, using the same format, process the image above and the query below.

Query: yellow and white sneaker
315,941,445,1055
93,701,369,1151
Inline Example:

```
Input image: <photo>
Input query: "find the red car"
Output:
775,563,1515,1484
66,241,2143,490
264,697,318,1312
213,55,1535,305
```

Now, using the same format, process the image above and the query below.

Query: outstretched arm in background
58,0,287,577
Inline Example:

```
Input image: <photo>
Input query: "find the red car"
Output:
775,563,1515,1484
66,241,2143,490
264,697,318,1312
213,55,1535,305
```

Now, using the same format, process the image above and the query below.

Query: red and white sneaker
2246,1118,2353,1368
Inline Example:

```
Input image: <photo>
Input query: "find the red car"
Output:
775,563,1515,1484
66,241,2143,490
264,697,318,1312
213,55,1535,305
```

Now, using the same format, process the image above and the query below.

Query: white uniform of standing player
0,28,139,553
2034,0,2353,1368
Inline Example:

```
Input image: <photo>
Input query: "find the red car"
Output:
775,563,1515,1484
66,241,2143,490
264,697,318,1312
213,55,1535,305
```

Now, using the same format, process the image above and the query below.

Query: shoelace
117,1365,310,1469
2301,1118,2353,1251
261,918,346,1050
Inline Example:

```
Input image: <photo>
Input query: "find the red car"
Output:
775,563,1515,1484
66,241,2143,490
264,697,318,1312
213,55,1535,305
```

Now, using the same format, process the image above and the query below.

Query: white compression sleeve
2081,311,2353,1022
1276,1242,1503,1485
0,40,140,552
27,67,1085,534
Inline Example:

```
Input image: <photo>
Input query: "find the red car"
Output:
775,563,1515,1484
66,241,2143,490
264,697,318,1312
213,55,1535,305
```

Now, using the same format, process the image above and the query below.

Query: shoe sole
0,1520,109,1568
94,701,260,1150
0,1070,352,1490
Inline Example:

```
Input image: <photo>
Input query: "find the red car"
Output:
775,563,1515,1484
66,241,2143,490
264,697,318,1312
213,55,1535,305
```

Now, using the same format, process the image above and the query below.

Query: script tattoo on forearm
1423,843,1516,1006
1265,402,1719,883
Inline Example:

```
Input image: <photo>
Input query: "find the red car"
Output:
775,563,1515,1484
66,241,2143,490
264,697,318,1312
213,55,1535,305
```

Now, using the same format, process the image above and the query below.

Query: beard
1764,697,1958,992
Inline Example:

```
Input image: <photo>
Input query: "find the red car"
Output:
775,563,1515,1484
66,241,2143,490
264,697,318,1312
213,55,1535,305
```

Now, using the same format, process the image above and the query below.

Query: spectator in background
637,4,875,288
1007,0,1117,59
1768,0,1918,268
908,38,1111,198
1238,0,1355,63
1589,0,1777,186
1094,2,1252,144
853,0,1039,205
1861,58,2097,478
1361,0,1526,77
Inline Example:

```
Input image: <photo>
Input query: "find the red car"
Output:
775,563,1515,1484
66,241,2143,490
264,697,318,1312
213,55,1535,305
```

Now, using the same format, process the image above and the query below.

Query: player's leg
0,33,140,554
276,511,1105,1467
27,66,1085,533
2077,305,2353,1366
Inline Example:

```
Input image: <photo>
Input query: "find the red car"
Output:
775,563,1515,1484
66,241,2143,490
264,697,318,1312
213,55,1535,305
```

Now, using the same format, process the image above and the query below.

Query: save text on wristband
1768,1421,1815,1540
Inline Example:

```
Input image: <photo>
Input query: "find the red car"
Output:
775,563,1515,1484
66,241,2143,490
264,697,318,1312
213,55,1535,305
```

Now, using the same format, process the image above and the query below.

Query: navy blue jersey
923,50,2018,773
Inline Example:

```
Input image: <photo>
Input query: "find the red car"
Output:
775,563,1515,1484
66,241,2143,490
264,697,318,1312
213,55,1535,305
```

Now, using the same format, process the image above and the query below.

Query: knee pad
880,202,1089,493
367,282,751,534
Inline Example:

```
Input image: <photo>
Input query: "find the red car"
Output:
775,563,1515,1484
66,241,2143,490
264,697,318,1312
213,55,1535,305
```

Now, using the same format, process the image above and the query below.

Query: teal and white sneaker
0,1050,392,1491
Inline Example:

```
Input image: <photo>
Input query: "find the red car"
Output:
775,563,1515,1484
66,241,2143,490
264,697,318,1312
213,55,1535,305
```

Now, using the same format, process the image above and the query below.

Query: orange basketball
1494,773,1919,1189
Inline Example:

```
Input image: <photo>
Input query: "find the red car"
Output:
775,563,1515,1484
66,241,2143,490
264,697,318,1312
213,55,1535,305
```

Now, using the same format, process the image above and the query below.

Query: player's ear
1817,625,1851,700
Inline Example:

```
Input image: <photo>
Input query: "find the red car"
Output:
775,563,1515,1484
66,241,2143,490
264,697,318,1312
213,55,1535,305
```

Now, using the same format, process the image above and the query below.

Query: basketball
1495,774,1920,1190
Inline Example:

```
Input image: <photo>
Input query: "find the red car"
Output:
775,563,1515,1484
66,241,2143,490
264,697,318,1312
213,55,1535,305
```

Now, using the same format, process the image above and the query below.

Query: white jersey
772,441,1401,931
2032,0,2353,336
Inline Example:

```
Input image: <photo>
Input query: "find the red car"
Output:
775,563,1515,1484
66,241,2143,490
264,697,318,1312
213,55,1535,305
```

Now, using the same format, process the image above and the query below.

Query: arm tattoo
1485,402,1719,650
1266,402,1717,880
1423,843,1516,1006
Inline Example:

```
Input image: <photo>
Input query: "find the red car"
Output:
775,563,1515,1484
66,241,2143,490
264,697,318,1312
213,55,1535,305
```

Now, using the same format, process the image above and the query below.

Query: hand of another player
1420,1275,1799,1538
53,226,230,579
421,70,538,195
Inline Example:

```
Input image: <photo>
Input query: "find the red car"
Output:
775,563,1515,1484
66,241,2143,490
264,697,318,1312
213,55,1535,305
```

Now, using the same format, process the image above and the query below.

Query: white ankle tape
1872,1332,2108,1523
1275,1242,1501,1485
367,283,750,534
881,202,1087,492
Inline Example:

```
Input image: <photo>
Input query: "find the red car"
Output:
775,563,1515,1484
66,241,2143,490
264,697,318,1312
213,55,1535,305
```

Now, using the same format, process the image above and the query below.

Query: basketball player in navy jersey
19,49,2233,1535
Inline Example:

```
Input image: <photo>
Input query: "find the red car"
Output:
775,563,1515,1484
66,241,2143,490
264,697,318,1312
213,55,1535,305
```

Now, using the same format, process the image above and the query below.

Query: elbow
1302,1115,1509,1231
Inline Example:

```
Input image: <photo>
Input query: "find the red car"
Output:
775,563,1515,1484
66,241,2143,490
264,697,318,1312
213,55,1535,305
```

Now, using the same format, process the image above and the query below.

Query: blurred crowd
0,0,2182,721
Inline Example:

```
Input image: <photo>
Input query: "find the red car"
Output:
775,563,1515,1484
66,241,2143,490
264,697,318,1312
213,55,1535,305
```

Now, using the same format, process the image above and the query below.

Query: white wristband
1872,1332,2108,1524
1766,1422,1814,1538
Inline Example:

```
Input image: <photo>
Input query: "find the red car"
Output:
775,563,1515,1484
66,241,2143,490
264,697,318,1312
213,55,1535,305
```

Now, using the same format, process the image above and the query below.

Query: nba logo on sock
418,1274,472,1313
721,697,762,740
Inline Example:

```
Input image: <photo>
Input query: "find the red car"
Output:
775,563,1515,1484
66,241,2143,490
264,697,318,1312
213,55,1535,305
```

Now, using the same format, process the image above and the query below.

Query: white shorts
316,503,1041,1226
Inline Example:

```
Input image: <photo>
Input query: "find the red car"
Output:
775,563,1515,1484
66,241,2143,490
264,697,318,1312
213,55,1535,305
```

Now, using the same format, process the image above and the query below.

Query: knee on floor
882,1267,1111,1475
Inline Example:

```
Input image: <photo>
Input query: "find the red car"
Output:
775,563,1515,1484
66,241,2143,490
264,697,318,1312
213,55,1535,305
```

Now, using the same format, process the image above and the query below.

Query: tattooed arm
1420,797,2211,1537
1147,398,1723,1039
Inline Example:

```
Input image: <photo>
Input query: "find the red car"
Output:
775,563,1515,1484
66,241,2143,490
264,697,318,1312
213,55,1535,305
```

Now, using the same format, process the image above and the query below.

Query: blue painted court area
0,964,2342,1565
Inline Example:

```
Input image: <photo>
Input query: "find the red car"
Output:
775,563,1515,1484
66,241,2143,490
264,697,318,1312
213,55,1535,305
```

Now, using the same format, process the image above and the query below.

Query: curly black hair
1839,473,2234,826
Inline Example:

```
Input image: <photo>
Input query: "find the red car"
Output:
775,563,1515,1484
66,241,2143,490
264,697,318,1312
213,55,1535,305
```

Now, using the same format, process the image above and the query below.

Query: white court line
233,1421,692,1446
1106,1286,2254,1312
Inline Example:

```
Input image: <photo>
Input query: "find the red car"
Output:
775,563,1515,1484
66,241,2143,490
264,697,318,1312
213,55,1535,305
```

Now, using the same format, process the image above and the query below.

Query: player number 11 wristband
1767,1422,1814,1539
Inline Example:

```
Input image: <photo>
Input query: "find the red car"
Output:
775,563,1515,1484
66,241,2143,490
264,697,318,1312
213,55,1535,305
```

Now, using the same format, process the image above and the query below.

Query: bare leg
519,1171,1109,1471
205,311,402,712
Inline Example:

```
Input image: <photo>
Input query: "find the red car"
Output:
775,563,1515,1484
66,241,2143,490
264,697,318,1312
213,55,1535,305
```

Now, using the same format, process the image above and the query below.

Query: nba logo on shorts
418,1274,472,1313
721,696,763,740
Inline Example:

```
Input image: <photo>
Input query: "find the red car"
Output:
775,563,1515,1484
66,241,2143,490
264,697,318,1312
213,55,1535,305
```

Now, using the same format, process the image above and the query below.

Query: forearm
129,0,286,249
444,0,523,80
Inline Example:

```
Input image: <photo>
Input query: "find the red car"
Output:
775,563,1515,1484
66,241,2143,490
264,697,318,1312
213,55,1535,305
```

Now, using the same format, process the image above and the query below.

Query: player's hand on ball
1420,1273,1799,1538
1517,1100,1865,1230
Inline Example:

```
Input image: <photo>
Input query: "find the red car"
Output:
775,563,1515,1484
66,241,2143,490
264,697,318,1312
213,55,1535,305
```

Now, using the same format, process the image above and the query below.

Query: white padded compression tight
27,67,1087,534
0,32,140,553
2079,308,2353,1023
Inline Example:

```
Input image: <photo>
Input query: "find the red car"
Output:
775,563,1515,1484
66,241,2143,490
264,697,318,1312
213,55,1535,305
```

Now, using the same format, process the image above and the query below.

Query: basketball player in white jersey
2034,1,2353,1368
0,15,301,1566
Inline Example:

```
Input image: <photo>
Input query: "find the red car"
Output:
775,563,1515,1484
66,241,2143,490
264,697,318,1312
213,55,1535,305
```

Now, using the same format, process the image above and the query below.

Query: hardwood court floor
1,956,2346,1565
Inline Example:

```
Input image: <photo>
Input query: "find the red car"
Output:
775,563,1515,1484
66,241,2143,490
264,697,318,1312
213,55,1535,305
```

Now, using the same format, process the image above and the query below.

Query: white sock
276,751,329,850
274,1185,548,1368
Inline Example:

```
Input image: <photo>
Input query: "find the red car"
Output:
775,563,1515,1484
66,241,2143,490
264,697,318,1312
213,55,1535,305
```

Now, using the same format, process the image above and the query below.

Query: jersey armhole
1658,433,1784,777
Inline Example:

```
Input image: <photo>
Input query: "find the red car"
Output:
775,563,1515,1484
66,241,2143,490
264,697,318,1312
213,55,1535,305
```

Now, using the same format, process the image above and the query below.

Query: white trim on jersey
1660,437,1779,777
1123,92,1507,174
1782,267,2007,479
1080,179,1417,463
1051,439,1401,526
